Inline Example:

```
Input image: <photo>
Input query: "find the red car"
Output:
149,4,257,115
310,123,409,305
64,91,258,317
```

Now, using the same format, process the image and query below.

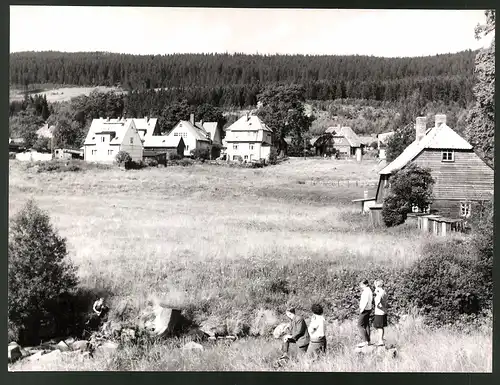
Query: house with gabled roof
143,135,185,159
368,114,494,225
376,131,395,160
314,125,364,159
196,120,222,146
36,123,55,139
83,117,143,163
165,114,211,157
132,117,159,142
223,114,273,162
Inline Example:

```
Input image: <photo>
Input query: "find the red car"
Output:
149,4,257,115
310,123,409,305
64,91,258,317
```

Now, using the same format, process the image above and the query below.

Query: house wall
375,175,390,203
225,140,270,162
411,149,494,201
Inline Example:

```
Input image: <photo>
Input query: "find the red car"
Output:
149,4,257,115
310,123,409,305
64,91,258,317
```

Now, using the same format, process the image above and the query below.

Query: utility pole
303,137,307,159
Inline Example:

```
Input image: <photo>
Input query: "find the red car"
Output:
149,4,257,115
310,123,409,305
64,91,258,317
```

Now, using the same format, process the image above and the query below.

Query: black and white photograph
7,6,494,372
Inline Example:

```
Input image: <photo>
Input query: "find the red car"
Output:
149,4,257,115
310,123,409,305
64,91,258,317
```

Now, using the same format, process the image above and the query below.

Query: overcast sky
10,7,494,57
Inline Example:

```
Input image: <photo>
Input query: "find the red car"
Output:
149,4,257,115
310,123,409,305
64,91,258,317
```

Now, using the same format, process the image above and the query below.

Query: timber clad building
370,114,493,224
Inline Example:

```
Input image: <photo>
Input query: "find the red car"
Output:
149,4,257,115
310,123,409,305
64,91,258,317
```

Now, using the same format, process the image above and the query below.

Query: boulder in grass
250,308,279,337
273,323,290,339
64,337,75,346
199,316,228,338
8,343,22,363
139,305,184,338
56,340,70,352
72,340,89,352
182,341,203,352
95,341,119,355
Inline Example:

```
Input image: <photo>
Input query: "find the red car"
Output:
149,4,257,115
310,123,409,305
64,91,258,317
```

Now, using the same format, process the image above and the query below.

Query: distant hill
10,50,477,108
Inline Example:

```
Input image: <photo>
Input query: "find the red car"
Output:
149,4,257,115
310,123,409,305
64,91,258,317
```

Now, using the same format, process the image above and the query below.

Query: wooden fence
303,179,379,187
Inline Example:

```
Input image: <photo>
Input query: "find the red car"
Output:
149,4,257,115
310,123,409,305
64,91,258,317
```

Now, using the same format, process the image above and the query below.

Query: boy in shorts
373,279,388,346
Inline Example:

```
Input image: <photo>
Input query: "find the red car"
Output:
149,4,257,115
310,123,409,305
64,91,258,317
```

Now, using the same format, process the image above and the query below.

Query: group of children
279,279,388,360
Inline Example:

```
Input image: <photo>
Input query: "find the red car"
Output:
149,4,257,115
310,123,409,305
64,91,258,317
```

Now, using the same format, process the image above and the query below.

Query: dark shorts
358,310,371,328
373,314,388,328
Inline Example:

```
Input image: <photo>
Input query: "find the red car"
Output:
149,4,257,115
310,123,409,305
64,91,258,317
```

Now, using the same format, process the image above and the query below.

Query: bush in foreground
8,200,79,345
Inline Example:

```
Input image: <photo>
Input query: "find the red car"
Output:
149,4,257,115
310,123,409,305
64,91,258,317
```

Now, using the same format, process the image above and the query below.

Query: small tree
382,164,434,227
115,150,132,166
386,123,415,162
268,147,278,165
9,200,78,344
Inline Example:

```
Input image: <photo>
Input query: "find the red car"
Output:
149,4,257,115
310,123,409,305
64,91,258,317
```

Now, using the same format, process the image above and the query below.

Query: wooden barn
143,135,185,160
368,114,494,226
314,126,363,160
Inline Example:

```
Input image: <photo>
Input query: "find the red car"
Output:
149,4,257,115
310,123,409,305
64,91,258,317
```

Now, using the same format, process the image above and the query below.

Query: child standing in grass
357,279,373,347
280,307,310,359
307,303,326,356
373,279,388,346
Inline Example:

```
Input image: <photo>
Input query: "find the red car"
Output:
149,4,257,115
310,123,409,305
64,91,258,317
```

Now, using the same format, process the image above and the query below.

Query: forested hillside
10,50,476,108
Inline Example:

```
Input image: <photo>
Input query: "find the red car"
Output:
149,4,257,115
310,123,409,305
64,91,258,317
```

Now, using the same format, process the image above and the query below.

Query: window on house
101,137,105,142
233,144,238,150
174,133,178,136
460,202,471,218
130,138,133,144
233,155,238,160
249,144,254,150
411,204,419,213
91,149,97,155
186,145,189,150
442,150,454,162
108,150,113,155
244,155,248,160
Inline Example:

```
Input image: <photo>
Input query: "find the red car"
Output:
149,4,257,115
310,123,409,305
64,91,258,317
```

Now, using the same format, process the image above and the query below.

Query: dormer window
442,150,454,162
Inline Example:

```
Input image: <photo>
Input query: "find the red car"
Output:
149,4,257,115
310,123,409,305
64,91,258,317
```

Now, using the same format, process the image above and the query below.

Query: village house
143,135,185,159
367,114,494,227
132,117,159,142
9,137,26,153
83,117,143,163
223,114,273,162
376,131,395,160
196,120,223,146
165,114,211,157
36,123,55,139
313,125,364,160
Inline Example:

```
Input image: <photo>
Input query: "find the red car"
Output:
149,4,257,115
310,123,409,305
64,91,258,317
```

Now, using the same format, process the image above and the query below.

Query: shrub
382,164,434,227
168,153,182,161
395,239,489,326
115,151,132,166
191,148,210,160
144,157,159,167
268,147,278,165
8,200,78,345
179,158,194,167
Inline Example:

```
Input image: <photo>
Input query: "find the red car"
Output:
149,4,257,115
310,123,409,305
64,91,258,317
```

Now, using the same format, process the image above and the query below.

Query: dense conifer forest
10,50,477,108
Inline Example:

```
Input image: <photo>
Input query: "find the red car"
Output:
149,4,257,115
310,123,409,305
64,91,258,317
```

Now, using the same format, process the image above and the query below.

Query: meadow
8,157,492,371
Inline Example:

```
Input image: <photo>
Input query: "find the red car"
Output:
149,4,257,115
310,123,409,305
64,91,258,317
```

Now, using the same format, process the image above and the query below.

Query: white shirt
308,314,325,341
359,286,373,312
374,288,388,315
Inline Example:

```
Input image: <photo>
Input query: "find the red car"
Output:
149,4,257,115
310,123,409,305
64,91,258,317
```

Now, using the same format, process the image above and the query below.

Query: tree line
10,50,477,107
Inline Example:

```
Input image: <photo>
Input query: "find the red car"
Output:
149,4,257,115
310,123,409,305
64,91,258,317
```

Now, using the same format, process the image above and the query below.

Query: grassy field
8,157,492,371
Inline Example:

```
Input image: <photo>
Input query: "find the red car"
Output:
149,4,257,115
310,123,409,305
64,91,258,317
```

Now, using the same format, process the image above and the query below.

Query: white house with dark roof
83,117,143,163
166,114,211,156
132,117,159,142
223,114,273,162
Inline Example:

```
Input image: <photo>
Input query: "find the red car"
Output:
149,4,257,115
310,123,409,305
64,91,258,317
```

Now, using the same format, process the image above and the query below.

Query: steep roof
172,120,210,142
84,118,137,146
377,131,395,144
196,121,219,141
359,135,376,145
36,124,55,139
143,135,183,148
226,115,273,132
379,123,474,175
132,118,158,139
325,126,362,147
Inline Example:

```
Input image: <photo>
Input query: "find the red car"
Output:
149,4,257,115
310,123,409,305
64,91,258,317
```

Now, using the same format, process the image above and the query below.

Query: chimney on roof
435,114,446,128
190,113,195,125
106,117,110,122
415,117,427,142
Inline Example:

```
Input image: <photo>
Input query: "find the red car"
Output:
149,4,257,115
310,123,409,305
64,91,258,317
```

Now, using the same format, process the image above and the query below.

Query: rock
9,341,19,347
64,337,75,346
199,317,228,338
120,328,136,343
139,305,184,338
250,309,279,337
225,312,249,337
8,344,22,363
273,322,290,339
56,340,70,352
25,351,45,362
95,341,119,355
182,341,203,351
354,344,376,354
72,340,89,352
26,349,62,364
354,344,398,359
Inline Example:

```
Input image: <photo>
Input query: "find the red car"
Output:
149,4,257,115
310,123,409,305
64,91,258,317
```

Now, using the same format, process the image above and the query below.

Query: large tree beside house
256,84,313,156
466,10,495,168
385,123,415,162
